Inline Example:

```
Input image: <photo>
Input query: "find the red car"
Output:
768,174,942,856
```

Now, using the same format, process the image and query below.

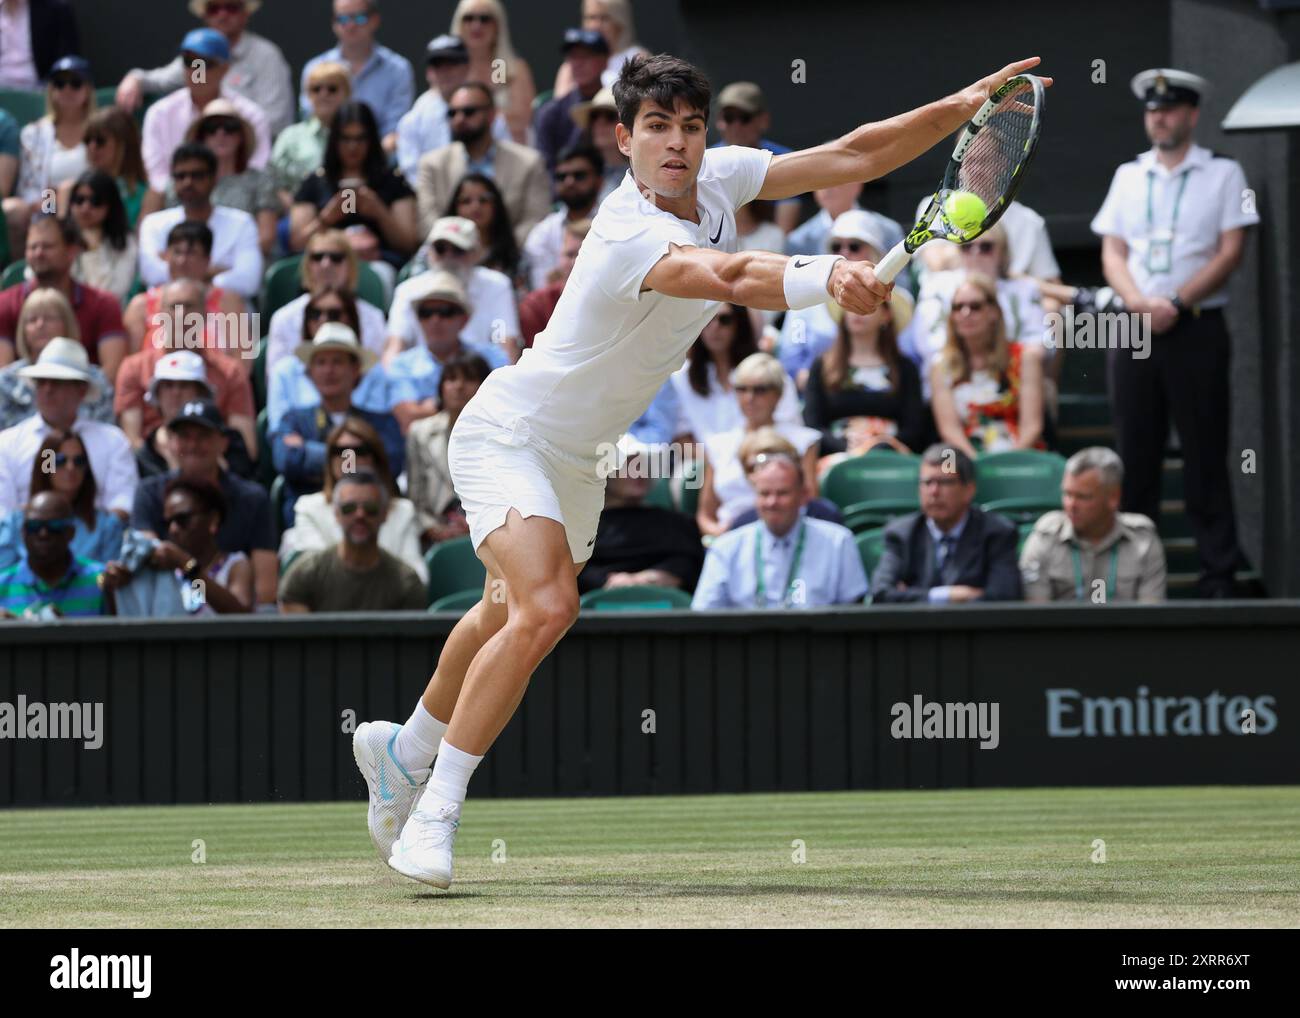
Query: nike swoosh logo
710,219,723,244
793,259,813,268
586,537,596,547
377,754,395,802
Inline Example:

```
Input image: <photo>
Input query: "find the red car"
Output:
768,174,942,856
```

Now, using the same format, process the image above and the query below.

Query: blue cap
49,56,92,81
561,28,610,55
179,27,231,64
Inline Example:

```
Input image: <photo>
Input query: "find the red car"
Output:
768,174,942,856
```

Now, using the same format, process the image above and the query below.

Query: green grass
2,787,1298,928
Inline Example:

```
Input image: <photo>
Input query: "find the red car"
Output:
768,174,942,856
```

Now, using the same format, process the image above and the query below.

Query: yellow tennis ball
943,191,987,236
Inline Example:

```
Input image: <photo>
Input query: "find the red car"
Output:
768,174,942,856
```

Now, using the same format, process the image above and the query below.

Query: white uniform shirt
1091,144,1258,307
0,414,137,515
466,145,774,457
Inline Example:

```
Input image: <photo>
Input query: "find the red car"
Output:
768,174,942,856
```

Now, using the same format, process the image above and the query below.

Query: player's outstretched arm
757,57,1053,200
642,244,890,314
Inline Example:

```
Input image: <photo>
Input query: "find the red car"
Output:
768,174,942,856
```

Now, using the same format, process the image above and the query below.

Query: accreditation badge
1146,230,1174,274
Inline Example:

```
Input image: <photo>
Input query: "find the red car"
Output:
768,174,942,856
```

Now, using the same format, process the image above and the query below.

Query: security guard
1019,447,1167,602
1091,69,1259,597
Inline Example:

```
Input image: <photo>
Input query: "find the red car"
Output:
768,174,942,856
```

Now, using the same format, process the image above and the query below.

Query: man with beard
1091,68,1259,597
414,81,550,243
522,144,603,291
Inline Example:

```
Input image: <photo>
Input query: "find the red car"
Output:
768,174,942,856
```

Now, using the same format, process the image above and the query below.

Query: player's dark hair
613,53,711,131
686,303,757,398
555,142,604,176
171,142,217,176
166,220,215,257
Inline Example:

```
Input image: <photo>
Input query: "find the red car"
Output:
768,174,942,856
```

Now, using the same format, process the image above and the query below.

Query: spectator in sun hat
570,85,625,201
0,337,136,516
271,320,402,528
140,27,272,195
117,0,294,136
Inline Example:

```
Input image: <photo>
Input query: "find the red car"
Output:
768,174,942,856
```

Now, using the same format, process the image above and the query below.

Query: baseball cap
167,398,225,433
717,81,765,115
147,350,214,404
179,27,231,64
426,33,469,65
561,27,610,55
48,56,92,82
406,270,472,315
427,216,479,252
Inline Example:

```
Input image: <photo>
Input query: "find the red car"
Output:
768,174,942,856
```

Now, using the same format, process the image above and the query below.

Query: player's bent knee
515,584,580,641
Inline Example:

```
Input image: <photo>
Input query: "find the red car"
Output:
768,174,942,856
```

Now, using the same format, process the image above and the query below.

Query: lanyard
1071,543,1120,602
1145,170,1191,232
754,521,807,608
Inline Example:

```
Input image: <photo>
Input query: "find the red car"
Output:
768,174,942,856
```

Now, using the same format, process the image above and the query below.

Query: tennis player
355,52,1049,888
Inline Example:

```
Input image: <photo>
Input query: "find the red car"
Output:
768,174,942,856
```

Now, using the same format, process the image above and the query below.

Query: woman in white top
554,0,650,94
4,56,94,256
451,0,537,145
279,418,427,583
68,170,138,301
671,303,801,449
697,354,821,537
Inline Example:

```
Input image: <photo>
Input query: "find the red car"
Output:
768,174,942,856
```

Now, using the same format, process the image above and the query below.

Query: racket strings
956,82,1038,204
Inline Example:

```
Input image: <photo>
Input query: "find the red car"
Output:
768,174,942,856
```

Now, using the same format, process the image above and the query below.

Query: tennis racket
874,73,1046,284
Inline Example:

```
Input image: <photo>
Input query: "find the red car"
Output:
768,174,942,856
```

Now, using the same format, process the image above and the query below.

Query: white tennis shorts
447,409,607,565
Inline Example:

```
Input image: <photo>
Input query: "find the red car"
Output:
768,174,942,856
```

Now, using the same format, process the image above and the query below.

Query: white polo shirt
388,265,521,352
465,144,774,458
138,205,265,300
1090,144,1259,308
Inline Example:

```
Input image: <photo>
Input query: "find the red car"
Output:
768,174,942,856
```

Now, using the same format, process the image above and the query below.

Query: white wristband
783,254,843,310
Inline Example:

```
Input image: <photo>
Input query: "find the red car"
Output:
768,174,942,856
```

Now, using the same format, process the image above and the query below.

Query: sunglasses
335,13,371,26
308,250,348,264
51,75,87,91
85,134,109,148
338,501,381,518
733,384,775,395
830,240,865,255
206,0,244,13
713,312,735,325
24,518,75,536
416,304,462,319
721,110,753,125
554,169,592,183
448,105,488,119
54,453,89,468
201,118,243,136
306,305,347,322
71,193,104,208
461,12,495,24
432,241,468,257
960,241,998,255
330,443,372,458
164,510,201,529
951,300,990,313
308,83,341,96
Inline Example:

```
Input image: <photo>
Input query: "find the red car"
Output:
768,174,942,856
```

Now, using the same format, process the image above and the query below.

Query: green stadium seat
0,88,47,127
974,449,1066,506
356,260,388,311
426,536,486,605
579,584,692,611
840,497,918,534
643,475,673,511
428,588,483,613
855,528,886,580
396,257,423,286
260,254,303,320
94,87,117,111
532,89,554,112
269,474,287,540
981,494,1062,524
121,276,145,309
820,452,921,511
1,259,27,289
675,458,703,516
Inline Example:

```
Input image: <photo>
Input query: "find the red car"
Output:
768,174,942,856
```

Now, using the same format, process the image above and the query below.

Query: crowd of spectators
0,1,1250,618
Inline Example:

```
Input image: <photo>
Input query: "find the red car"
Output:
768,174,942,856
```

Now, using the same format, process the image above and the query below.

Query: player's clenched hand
958,57,1053,117
828,259,891,314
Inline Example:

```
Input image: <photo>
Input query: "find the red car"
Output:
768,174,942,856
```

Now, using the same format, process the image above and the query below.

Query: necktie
938,534,959,585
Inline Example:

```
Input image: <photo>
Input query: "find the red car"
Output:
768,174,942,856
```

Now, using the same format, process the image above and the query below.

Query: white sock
392,701,448,774
418,740,483,813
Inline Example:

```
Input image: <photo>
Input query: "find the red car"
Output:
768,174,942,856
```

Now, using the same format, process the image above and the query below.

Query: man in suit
869,444,1022,603
415,81,551,245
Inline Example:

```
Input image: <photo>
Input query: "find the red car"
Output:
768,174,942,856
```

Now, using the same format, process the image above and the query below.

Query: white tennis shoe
388,802,461,889
352,721,430,864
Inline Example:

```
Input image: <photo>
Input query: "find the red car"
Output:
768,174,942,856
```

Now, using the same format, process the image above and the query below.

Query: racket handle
874,242,911,285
